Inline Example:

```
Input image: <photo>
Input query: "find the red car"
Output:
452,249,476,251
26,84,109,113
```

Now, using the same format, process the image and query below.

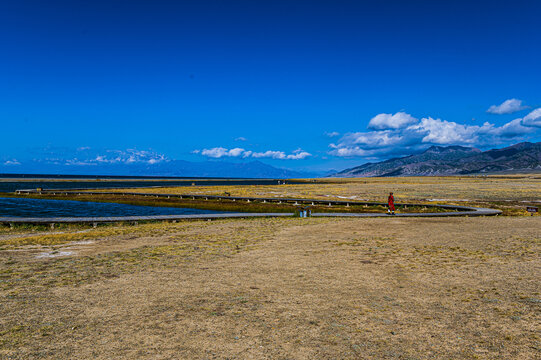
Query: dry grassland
1,177,540,359
1,215,540,359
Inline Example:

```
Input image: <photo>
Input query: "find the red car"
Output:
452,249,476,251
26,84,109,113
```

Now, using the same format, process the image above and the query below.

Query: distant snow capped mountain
332,142,541,177
0,159,316,179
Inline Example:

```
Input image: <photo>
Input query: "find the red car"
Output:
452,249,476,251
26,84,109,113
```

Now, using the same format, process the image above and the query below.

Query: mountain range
0,159,315,179
332,142,541,177
3,142,540,179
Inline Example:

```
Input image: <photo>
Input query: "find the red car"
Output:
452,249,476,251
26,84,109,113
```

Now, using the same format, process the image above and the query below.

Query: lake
0,197,230,218
0,176,297,218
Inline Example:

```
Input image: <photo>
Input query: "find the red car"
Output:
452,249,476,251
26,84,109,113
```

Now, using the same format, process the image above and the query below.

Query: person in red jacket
387,192,395,215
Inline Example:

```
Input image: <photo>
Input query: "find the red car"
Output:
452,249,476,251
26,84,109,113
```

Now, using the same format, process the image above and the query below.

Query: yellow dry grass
0,216,540,359
0,222,188,247
97,176,541,203
1,177,540,358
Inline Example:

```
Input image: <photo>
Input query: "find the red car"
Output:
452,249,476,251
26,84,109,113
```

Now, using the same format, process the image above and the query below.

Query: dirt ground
1,216,539,359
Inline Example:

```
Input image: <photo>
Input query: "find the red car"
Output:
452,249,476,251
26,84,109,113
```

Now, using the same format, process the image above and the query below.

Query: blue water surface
0,197,229,218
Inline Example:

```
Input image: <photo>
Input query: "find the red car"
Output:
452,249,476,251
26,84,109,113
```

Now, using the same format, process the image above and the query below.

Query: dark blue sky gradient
1,0,540,172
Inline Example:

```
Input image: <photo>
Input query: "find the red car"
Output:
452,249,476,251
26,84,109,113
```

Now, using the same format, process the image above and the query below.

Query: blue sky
1,0,540,173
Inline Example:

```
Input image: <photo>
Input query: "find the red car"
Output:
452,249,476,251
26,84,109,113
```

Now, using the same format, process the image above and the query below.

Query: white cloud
329,113,538,158
3,159,20,165
251,150,287,159
65,159,97,166
122,149,167,164
487,98,527,114
65,149,168,165
147,158,162,164
228,148,245,157
324,131,340,137
95,155,110,163
287,149,312,160
249,149,312,160
329,147,375,157
340,130,403,148
196,147,312,160
200,147,239,158
235,137,247,141
368,112,418,130
490,118,534,137
410,117,484,144
521,107,541,127
329,129,412,158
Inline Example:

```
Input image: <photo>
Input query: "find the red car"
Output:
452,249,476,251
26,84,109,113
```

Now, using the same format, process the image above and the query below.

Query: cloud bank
64,149,168,166
368,112,417,130
195,147,312,160
487,98,527,114
330,110,537,158
522,108,541,127
3,159,20,166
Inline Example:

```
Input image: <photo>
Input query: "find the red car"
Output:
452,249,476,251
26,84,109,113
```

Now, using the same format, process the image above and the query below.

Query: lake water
0,197,230,218
0,176,297,218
